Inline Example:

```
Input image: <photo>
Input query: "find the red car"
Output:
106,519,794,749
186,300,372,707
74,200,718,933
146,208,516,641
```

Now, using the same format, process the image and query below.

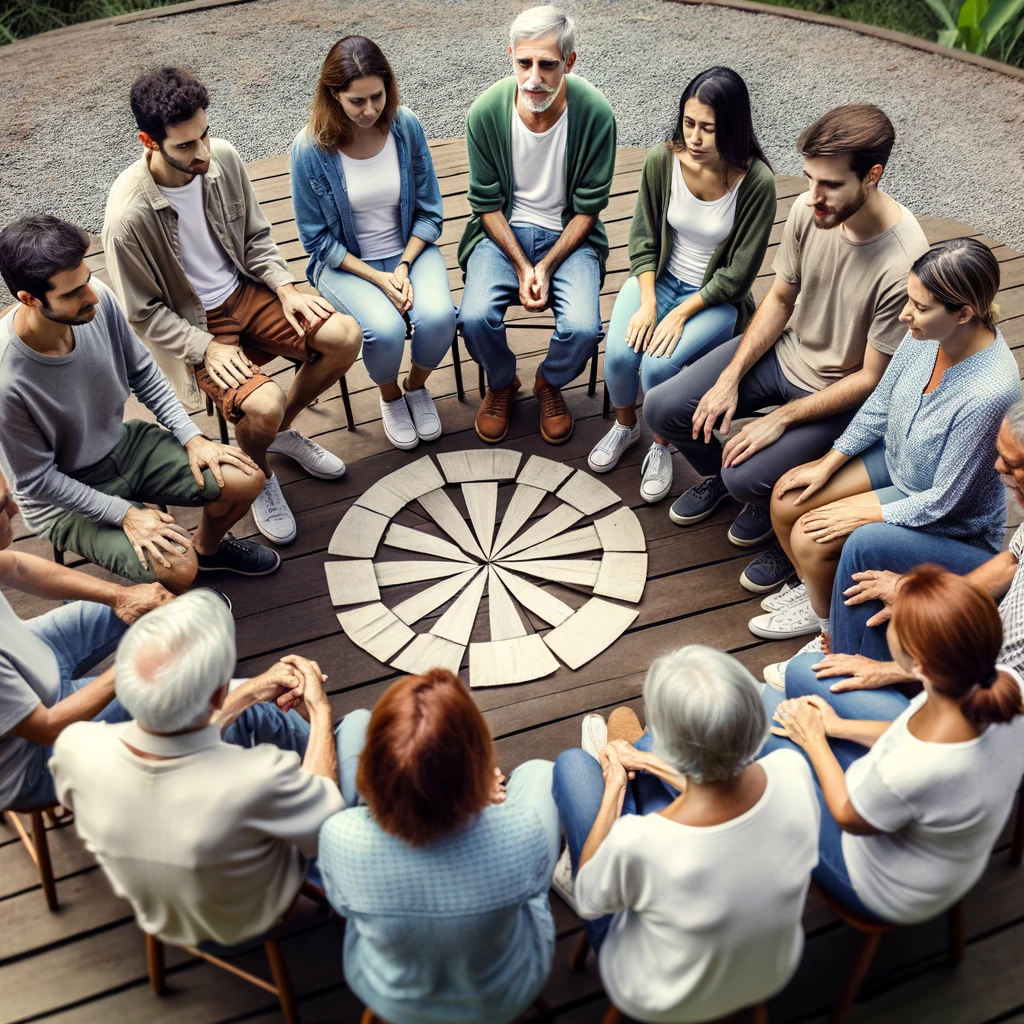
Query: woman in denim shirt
291,36,456,451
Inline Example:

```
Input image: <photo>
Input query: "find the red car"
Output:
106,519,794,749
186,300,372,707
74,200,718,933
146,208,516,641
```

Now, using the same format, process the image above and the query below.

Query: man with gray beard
457,5,615,446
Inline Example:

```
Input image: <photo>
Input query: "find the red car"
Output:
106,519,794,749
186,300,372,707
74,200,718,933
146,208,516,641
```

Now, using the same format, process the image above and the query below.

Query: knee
770,487,804,532
219,464,266,504
640,357,678,395
784,652,829,698
791,513,820,560
562,314,601,349
720,463,766,507
239,383,286,439
553,746,597,798
457,301,502,337
640,379,673,435
315,313,361,365
604,338,638,381
155,545,198,595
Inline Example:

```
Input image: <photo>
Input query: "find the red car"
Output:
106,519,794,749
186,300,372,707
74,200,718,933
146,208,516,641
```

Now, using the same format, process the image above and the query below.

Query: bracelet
397,260,412,272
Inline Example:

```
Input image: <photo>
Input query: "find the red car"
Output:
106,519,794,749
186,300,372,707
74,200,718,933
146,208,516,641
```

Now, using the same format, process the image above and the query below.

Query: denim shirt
290,107,444,288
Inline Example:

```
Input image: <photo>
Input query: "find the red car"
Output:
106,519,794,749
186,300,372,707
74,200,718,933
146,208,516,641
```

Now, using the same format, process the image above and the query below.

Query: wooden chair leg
31,811,58,912
532,996,553,1022
340,376,355,431
451,332,466,401
750,1004,770,1024
602,381,611,419
359,1008,377,1024
478,363,486,399
830,931,883,1024
51,543,65,566
588,347,599,397
569,931,590,972
146,933,166,995
264,937,301,1024
215,406,230,445
601,1004,622,1024
948,900,965,966
1011,786,1024,865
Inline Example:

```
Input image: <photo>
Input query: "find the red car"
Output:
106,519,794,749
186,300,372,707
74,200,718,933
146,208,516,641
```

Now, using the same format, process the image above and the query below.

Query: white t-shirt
574,750,819,1023
338,132,405,261
844,668,1024,924
156,174,239,309
509,105,568,234
0,592,60,808
666,157,741,287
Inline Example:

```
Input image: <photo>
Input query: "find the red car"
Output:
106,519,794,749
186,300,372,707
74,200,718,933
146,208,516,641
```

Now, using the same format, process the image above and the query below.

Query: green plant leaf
922,0,959,30
937,25,961,42
979,0,1024,44
958,0,988,29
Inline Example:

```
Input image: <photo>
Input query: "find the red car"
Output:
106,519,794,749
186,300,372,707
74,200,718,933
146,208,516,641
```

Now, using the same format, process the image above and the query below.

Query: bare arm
11,668,116,746
578,746,629,871
537,213,597,277
967,549,1018,603
480,210,531,275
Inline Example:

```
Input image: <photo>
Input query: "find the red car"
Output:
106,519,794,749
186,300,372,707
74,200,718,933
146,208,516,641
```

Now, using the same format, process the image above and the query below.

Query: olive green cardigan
628,145,777,331
458,75,617,280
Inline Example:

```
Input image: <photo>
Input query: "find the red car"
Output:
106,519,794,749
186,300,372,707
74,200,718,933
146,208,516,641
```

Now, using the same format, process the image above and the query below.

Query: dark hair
0,214,90,302
893,565,1024,727
130,67,210,144
912,237,1001,330
671,66,771,172
797,104,895,179
356,669,494,845
308,36,399,152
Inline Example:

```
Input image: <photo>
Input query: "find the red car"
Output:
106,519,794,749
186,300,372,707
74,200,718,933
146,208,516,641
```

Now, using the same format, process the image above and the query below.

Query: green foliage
0,0,188,44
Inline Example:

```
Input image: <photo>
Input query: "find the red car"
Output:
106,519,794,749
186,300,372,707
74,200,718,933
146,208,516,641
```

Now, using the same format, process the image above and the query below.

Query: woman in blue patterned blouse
750,237,1020,652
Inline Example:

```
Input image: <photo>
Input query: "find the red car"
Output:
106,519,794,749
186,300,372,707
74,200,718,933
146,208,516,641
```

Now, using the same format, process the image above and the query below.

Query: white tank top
338,132,405,261
665,156,741,288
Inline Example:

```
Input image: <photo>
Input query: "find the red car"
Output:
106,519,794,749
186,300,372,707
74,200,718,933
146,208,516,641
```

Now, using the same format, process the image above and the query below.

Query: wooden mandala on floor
324,451,649,687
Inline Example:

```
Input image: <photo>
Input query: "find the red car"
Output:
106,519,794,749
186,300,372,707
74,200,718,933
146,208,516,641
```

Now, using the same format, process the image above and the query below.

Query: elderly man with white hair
457,4,616,445
551,645,819,1024
48,589,359,948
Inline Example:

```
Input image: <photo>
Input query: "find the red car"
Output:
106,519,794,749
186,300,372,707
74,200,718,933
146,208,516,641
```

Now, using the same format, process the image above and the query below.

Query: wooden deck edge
663,0,1024,83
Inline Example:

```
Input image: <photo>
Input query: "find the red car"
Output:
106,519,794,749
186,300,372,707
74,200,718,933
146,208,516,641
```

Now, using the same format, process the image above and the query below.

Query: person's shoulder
566,73,613,117
394,106,424,132
762,747,815,794
210,137,244,167
53,718,124,758
885,203,930,262
743,156,777,193
290,123,316,155
468,77,515,121
784,194,814,235
104,158,151,234
642,143,672,174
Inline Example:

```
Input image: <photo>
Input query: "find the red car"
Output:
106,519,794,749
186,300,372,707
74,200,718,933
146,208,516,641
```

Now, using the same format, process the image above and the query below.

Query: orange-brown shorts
196,279,323,423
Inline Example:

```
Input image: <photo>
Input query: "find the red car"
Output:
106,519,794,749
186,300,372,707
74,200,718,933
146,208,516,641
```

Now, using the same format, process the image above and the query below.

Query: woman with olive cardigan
589,67,776,504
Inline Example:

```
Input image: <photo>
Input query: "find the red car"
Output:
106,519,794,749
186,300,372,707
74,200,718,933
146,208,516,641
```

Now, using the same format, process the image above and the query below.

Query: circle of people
1,5,1023,1023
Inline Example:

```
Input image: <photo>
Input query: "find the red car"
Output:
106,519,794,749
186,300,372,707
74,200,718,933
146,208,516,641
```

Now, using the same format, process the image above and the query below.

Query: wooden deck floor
3,140,1024,1024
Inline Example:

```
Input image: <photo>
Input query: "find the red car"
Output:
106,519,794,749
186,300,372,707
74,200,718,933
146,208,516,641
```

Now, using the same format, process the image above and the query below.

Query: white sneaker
639,442,673,503
403,385,442,441
762,634,824,691
380,395,418,450
252,474,297,545
748,597,818,639
760,580,807,612
581,713,608,759
266,429,346,480
551,846,578,913
588,422,640,473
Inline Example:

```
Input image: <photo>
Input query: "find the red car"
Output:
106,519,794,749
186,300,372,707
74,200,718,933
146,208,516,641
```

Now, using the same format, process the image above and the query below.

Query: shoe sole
747,617,818,640
414,424,443,442
740,566,797,594
668,490,729,526
727,524,775,548
540,422,574,445
299,464,347,480
762,667,787,691
475,422,509,444
588,434,640,474
640,481,672,504
383,430,420,451
197,551,282,576
252,517,297,546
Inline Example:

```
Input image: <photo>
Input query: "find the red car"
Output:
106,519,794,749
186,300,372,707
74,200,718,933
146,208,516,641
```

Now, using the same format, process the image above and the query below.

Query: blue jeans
757,686,880,919
316,244,456,386
458,224,602,390
603,272,737,409
830,523,991,659
552,732,678,952
10,602,129,809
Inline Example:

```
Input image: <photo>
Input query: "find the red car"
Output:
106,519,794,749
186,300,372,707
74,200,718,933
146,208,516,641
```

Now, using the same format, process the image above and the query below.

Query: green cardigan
628,145,777,331
457,75,617,280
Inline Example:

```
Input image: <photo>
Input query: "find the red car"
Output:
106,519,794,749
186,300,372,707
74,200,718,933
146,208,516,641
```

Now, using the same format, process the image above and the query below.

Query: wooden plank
543,598,639,670
469,634,560,688
486,566,528,640
430,567,487,646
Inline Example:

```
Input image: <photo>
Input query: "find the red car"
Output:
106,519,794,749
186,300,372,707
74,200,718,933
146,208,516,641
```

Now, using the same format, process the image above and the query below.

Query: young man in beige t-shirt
644,104,928,594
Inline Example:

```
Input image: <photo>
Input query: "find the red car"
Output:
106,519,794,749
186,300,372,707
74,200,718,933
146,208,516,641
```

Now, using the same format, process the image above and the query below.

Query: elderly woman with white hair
551,645,819,1024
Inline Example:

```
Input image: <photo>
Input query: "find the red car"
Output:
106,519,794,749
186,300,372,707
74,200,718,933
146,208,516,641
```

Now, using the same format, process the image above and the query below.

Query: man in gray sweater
0,214,279,591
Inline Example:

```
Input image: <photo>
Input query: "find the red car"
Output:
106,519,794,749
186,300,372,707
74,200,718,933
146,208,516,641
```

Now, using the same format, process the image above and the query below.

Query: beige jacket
102,139,294,406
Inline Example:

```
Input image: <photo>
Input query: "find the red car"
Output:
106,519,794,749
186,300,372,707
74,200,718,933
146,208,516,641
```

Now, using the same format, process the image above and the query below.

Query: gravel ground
1,0,1023,260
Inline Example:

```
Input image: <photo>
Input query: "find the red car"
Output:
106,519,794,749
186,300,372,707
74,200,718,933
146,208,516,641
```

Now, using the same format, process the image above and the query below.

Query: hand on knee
219,463,266,503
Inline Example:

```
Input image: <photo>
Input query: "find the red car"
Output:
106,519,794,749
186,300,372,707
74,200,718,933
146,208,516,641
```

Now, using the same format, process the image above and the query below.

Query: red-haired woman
767,566,1024,923
317,670,559,1024
291,36,455,452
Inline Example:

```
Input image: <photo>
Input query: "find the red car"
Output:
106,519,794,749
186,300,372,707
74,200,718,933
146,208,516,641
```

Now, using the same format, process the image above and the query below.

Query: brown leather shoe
475,376,521,443
534,375,573,444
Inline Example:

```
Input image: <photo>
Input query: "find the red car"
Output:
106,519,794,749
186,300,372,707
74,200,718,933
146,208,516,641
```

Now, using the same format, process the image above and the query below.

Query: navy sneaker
727,503,775,548
669,475,730,526
197,534,281,576
739,540,796,594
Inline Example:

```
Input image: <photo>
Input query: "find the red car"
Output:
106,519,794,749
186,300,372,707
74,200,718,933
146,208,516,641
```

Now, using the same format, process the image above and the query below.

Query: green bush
0,0,188,44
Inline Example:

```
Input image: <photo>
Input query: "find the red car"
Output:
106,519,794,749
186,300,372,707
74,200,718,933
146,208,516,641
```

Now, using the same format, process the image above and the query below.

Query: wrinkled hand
281,654,330,711
276,283,335,338
800,503,875,544
121,506,191,571
626,299,657,352
184,436,259,489
722,410,787,469
374,270,410,314
389,263,414,313
812,653,906,693
598,742,629,792
111,581,175,624
771,695,829,746
490,766,508,805
648,306,688,359
844,569,902,627
774,460,833,506
204,339,255,391
692,375,740,444
252,660,305,711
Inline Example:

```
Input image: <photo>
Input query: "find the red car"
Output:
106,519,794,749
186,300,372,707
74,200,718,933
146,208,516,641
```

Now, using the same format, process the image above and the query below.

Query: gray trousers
643,335,856,510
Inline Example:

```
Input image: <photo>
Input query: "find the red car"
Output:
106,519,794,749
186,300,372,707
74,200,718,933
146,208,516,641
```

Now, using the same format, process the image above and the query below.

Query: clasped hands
250,655,331,714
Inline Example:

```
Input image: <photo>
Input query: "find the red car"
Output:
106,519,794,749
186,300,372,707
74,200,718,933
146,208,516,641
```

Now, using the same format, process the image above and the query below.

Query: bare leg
152,546,199,595
234,382,287,476
193,463,266,557
280,313,360,430
380,381,403,402
615,405,638,428
406,363,432,391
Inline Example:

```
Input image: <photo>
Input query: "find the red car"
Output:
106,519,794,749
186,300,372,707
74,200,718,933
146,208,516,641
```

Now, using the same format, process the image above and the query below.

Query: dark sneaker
727,503,775,548
197,534,281,576
739,539,796,594
669,475,730,526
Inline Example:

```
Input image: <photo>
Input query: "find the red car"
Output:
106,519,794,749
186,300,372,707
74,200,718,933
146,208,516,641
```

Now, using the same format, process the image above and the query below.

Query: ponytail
958,668,1024,726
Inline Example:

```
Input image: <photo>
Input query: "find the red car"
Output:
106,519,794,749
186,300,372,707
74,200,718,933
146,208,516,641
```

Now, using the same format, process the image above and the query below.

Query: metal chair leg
948,900,966,966
588,346,599,397
451,332,465,401
569,932,590,972
215,407,229,445
1011,784,1024,865
478,363,486,399
340,376,355,431
51,543,65,565
603,382,611,419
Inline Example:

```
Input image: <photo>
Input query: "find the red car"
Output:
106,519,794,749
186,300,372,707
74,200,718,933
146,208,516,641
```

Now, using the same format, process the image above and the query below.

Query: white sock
816,614,830,635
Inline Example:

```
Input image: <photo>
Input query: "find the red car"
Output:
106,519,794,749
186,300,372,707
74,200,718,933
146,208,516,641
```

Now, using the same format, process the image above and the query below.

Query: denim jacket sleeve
290,133,350,276
405,111,444,245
